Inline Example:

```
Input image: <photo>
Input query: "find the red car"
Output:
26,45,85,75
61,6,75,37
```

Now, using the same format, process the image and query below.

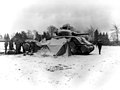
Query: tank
54,29,94,55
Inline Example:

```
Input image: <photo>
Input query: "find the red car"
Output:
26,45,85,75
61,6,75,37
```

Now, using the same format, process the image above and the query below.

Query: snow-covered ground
0,46,120,90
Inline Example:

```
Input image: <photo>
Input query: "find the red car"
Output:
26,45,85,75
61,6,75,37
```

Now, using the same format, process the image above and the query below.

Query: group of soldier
4,39,36,55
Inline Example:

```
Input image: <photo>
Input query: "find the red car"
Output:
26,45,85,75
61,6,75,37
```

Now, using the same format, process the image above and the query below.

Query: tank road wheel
80,45,88,54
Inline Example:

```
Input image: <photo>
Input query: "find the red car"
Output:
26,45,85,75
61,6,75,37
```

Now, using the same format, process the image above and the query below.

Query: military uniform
4,41,8,54
97,41,102,54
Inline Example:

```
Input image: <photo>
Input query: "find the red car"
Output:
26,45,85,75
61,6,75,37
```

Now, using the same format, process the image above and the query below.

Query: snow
0,46,120,90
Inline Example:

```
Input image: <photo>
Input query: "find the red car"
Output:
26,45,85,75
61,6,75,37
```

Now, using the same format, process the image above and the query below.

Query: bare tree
0,35,3,39
27,30,34,39
111,25,120,43
47,25,58,37
85,26,95,42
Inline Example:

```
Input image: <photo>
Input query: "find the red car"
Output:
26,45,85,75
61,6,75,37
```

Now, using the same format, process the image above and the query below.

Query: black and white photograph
0,0,120,90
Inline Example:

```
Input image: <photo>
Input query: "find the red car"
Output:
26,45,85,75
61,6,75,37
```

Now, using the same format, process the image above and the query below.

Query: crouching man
22,42,33,56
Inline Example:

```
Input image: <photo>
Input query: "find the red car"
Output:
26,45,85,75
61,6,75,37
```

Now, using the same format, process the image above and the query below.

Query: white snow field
0,46,120,90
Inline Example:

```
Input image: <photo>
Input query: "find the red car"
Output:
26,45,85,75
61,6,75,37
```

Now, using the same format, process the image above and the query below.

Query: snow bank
0,46,120,90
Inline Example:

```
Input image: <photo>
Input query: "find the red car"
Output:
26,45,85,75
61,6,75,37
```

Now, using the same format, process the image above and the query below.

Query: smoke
14,0,112,33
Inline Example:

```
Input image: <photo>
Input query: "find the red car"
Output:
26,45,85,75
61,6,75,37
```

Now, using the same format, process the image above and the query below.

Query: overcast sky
0,0,120,35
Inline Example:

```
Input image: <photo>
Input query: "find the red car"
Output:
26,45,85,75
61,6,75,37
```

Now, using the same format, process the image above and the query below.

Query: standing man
4,41,8,54
96,40,103,55
9,40,14,50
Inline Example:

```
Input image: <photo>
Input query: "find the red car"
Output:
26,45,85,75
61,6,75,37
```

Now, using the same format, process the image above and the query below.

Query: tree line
2,24,120,46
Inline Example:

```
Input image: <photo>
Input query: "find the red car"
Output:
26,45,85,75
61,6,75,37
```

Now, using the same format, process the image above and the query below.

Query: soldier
9,40,14,50
15,39,22,54
22,42,31,56
96,40,103,55
4,41,8,54
30,42,35,53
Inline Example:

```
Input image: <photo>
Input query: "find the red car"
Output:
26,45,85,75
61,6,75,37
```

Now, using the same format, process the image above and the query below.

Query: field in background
0,42,4,52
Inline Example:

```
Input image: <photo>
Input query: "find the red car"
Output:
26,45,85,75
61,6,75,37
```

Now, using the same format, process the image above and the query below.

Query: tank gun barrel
74,33,89,36
53,33,89,39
